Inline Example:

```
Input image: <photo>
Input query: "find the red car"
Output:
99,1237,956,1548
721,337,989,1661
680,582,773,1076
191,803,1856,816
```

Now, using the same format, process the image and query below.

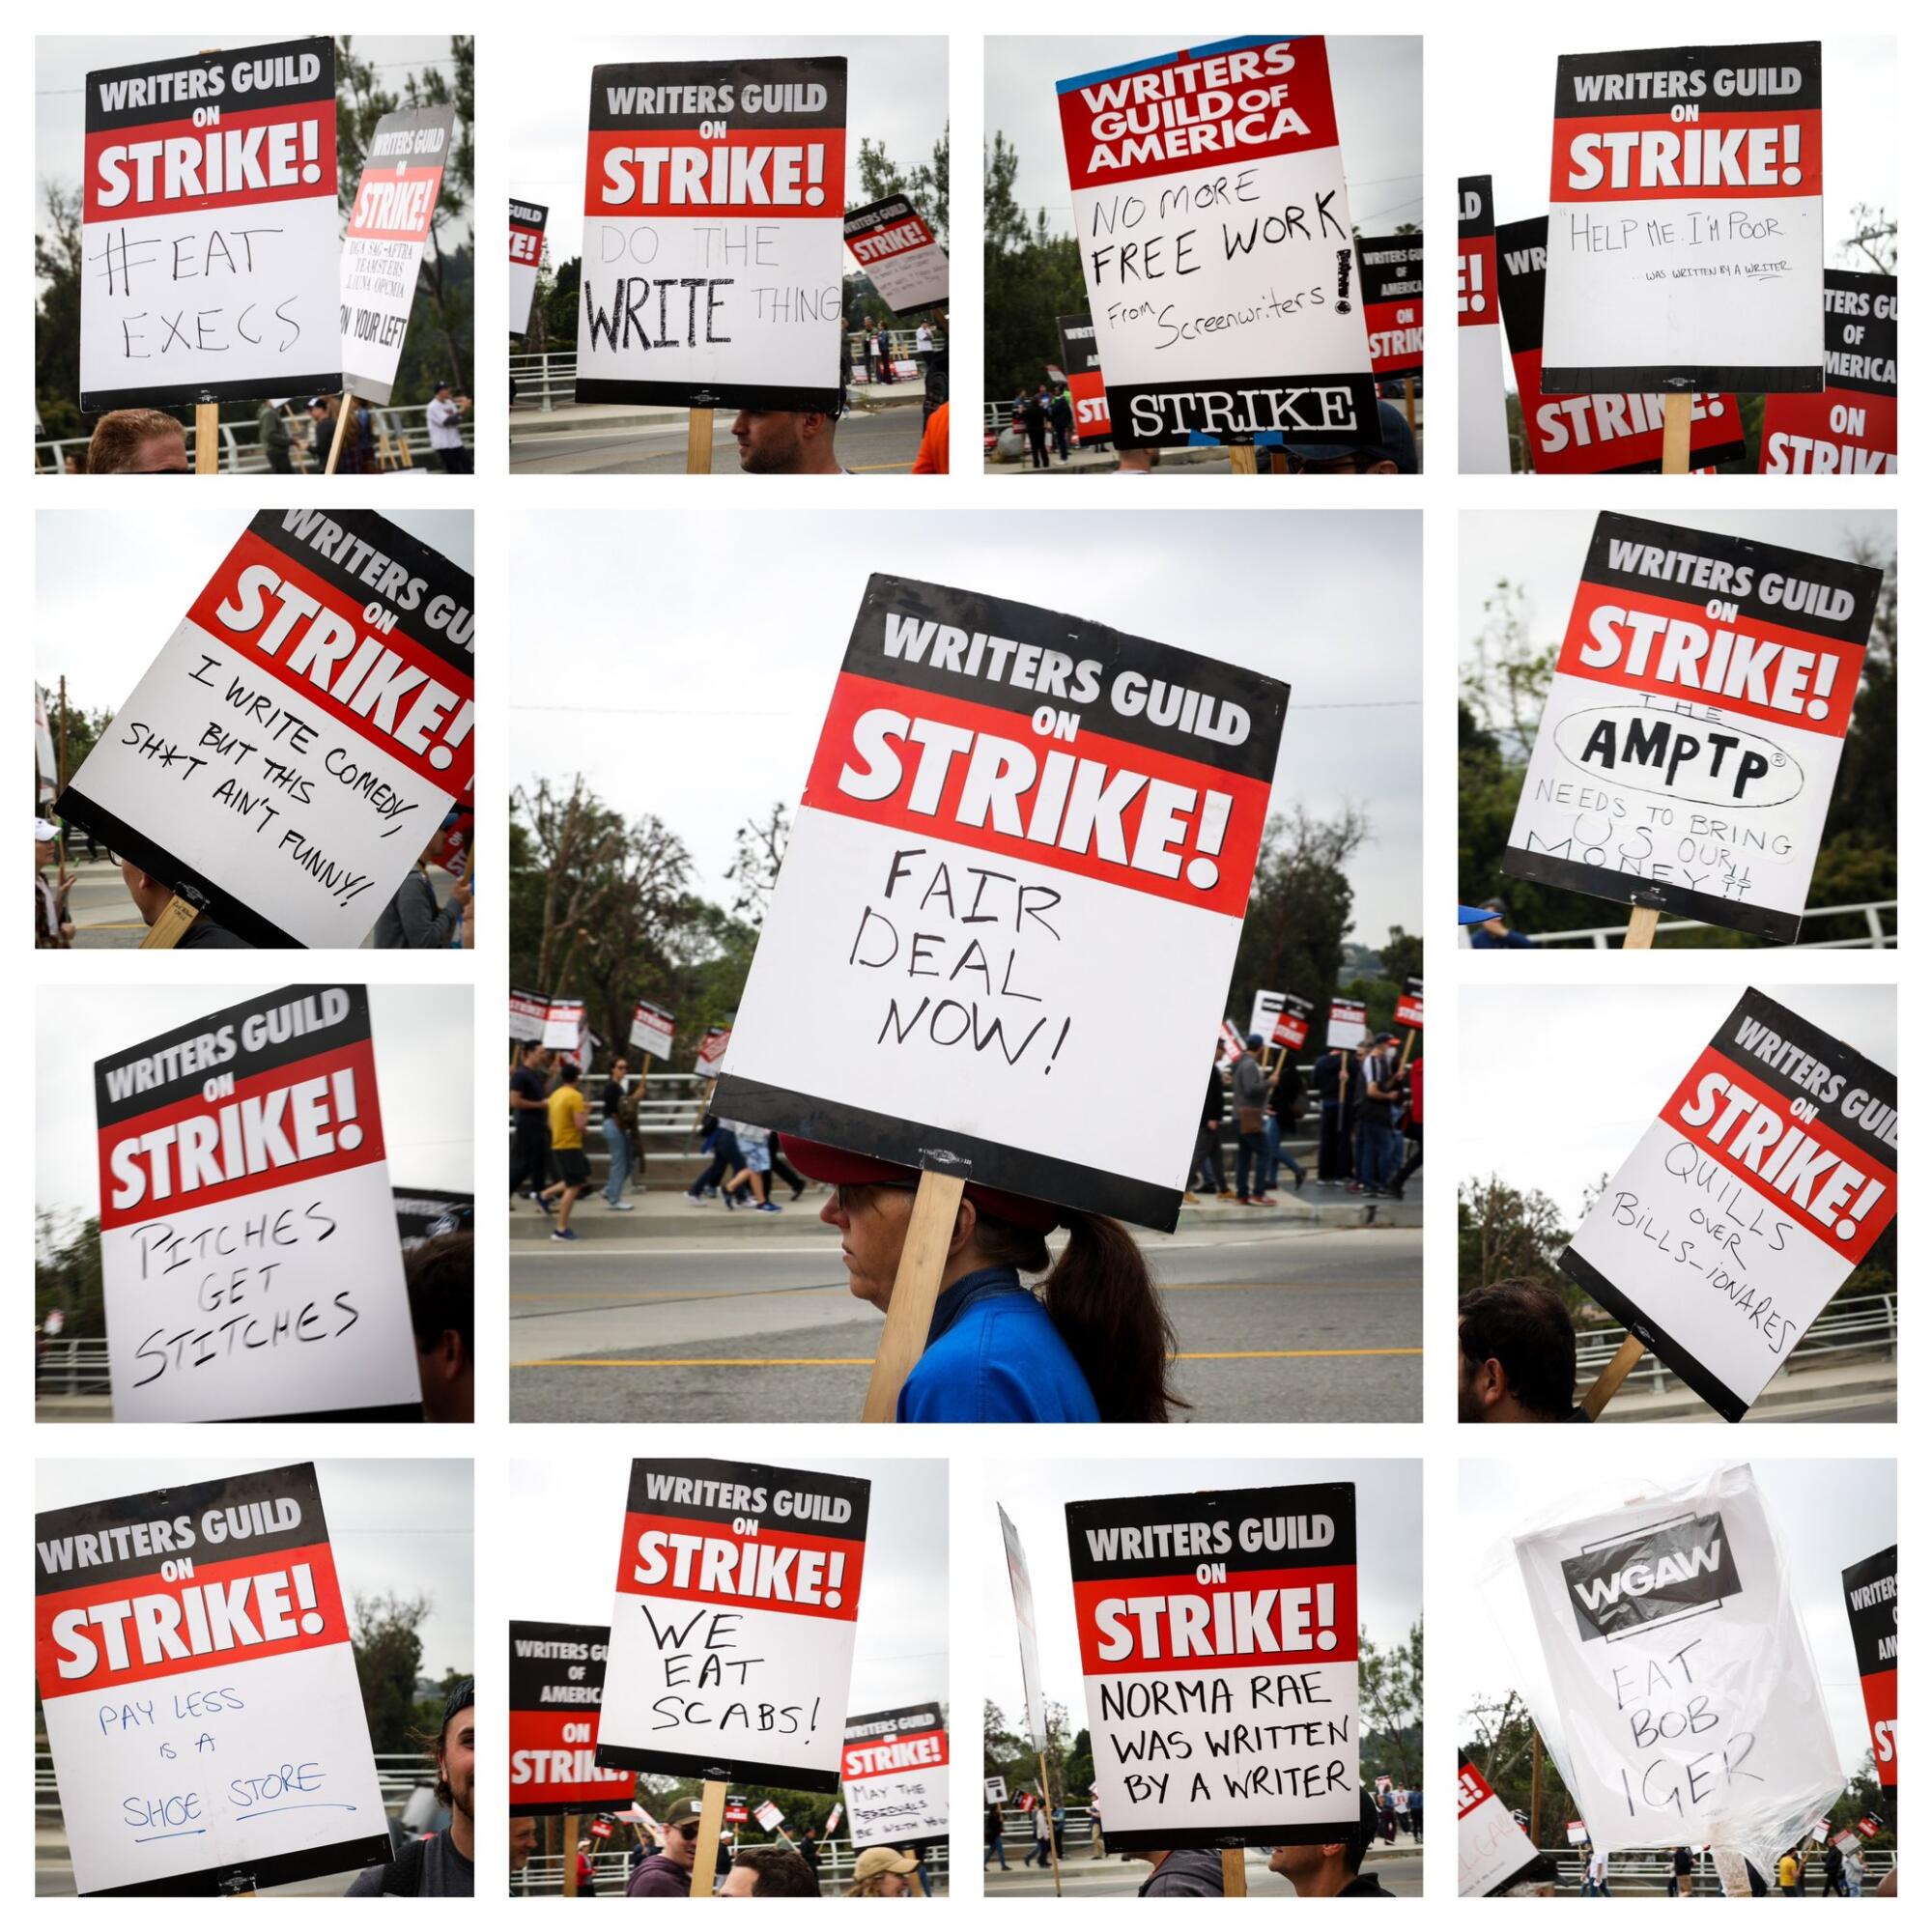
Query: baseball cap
1246,1032,1264,1048
852,1848,919,1881
1279,400,1416,471
1458,904,1496,925
779,1135,1062,1234
440,1676,474,1742
34,817,61,840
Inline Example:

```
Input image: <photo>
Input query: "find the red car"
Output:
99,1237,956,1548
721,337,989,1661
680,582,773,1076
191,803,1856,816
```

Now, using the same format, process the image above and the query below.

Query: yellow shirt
1777,1856,1799,1889
548,1084,586,1150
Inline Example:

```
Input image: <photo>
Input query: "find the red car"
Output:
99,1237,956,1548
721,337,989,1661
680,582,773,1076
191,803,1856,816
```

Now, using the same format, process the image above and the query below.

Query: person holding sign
1267,1792,1394,1896
345,1679,475,1895
1458,1281,1589,1424
781,1133,1182,1423
626,1798,704,1897
85,409,189,474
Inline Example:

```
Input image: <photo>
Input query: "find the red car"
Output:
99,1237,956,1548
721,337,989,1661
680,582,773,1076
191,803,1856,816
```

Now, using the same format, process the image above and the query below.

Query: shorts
554,1149,590,1187
740,1141,772,1174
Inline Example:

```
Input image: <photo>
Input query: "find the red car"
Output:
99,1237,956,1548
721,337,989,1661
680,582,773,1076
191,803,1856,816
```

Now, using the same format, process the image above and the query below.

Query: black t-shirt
602,1078,624,1116
1339,1870,1395,1896
1313,1052,1343,1102
510,1065,547,1121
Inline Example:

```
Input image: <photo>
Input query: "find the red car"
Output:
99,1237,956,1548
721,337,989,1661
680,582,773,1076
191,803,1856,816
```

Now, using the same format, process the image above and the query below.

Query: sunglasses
671,1822,703,1841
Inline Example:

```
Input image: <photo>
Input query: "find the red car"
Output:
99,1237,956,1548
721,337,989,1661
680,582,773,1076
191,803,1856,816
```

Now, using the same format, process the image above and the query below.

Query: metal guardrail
1575,1292,1897,1397
1522,900,1896,951
36,404,474,476
513,1839,949,1896
1549,1849,1894,1894
38,1750,429,1815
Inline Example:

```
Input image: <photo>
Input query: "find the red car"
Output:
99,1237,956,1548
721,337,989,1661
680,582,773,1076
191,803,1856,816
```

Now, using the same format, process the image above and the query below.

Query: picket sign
137,893,201,950
324,396,359,476
862,1170,966,1421
1039,1763,1064,1897
688,411,714,475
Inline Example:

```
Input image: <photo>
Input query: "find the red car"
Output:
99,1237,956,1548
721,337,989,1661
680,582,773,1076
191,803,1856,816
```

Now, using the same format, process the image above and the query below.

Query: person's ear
950,1194,979,1261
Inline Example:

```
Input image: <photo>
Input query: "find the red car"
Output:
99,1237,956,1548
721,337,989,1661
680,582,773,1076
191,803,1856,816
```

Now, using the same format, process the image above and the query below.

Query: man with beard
1457,1281,1592,1424
347,1678,474,1893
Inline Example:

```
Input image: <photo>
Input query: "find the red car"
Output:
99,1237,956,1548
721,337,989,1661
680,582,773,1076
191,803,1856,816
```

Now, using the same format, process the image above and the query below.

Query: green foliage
1227,805,1371,1031
1462,1692,1577,1848
353,1592,433,1753
857,126,950,244
36,1212,104,1339
1358,1620,1425,1787
1457,1177,1575,1296
983,132,1088,401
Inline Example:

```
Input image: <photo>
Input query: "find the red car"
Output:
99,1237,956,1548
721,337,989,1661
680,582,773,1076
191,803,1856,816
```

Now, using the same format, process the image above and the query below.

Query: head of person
432,1677,474,1827
720,1845,821,1897
308,395,335,421
1458,1279,1578,1422
1282,401,1417,475
782,1135,1186,1423
510,1815,538,1872
1116,446,1159,473
520,1041,548,1068
35,818,60,868
86,408,189,473
848,1847,918,1897
434,379,452,401
557,1062,581,1087
731,408,840,474
657,1797,705,1868
1267,1789,1378,1893
120,861,180,928
405,1232,473,1423
1482,896,1512,932
1245,1033,1264,1056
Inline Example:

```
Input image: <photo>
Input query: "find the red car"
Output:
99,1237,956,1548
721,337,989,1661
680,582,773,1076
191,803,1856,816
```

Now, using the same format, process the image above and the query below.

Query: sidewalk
1596,1353,1896,1423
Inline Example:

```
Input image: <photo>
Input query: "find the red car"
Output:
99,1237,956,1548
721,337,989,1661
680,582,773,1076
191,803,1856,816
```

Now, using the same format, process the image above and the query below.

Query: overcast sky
37,982,473,1221
1461,34,1895,397
1460,982,1895,1222
987,37,1423,241
38,507,472,709
511,507,1421,946
37,1457,474,1679
35,37,474,251
1459,1458,1893,1775
980,1457,1422,1725
506,1457,948,1722
506,36,949,271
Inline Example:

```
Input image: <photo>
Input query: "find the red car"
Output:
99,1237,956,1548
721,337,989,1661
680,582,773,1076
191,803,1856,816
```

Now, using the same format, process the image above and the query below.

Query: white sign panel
630,1000,675,1061
1458,1756,1546,1896
998,1505,1048,1751
844,195,949,313
1458,175,1510,471
509,200,549,336
842,1704,950,1850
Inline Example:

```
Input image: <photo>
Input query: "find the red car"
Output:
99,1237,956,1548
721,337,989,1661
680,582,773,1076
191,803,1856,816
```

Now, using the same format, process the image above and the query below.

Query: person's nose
731,412,752,438
819,1193,843,1230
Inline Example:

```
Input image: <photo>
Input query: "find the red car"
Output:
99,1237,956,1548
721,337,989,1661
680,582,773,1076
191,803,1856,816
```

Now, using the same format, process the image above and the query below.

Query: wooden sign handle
139,894,200,951
1660,390,1692,474
324,393,356,476
1396,1030,1417,1073
1220,1848,1248,1896
194,401,219,474
1403,375,1417,430
687,408,715,474
1624,906,1662,951
1581,1332,1646,1419
689,1779,727,1898
1037,1754,1063,1898
562,1811,581,1897
861,1170,965,1421
1229,445,1259,475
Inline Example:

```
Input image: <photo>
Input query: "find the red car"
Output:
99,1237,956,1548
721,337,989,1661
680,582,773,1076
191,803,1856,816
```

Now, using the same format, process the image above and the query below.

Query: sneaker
1294,1173,1306,1192
607,1200,636,1211
550,1227,580,1242
754,1201,782,1213
1255,1194,1277,1206
1182,1190,1200,1204
535,1193,554,1215
682,1191,704,1206
723,1189,737,1210
789,1185,806,1201
1217,1189,1237,1201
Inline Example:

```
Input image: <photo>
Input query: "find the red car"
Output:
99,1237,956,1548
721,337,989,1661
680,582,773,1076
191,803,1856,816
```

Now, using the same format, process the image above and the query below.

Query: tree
1380,926,1423,991
36,1211,105,1338
1462,1690,1577,1847
353,1592,433,1752
1228,804,1372,1029
1358,1620,1424,1787
983,132,1088,400
1457,1177,1573,1295
34,181,88,440
724,804,791,923
857,126,950,243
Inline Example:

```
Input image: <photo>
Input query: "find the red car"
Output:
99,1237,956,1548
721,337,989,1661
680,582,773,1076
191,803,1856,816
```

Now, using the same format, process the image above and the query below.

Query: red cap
779,1135,1063,1234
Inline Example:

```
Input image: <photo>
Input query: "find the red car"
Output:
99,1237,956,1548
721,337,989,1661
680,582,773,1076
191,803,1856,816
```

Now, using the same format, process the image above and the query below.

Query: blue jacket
896,1266,1100,1422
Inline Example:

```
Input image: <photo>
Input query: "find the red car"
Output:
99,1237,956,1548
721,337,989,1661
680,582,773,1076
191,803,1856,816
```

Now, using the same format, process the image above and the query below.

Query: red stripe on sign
510,1708,638,1806
1457,1762,1495,1817
37,1540,347,1697
1362,297,1423,377
1860,1669,1897,1787
1558,582,1862,739
849,216,934,266
584,128,847,217
1059,39,1339,192
841,1727,951,1780
509,225,544,264
1513,350,1741,472
85,100,338,221
1661,1044,1897,1265
1759,392,1898,473
614,1512,865,1623
804,672,1270,919
98,1037,385,1232
1457,237,1497,326
348,164,443,242
1395,996,1424,1028
1071,1564,1357,1676
185,526,474,793
1274,1016,1310,1050
1551,108,1822,202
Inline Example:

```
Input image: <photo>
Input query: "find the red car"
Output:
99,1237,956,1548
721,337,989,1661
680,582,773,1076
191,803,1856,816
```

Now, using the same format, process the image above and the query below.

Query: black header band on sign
1579,511,1884,647
1544,358,1822,398
1065,1483,1356,1583
1111,1817,1357,1855
1495,215,1548,356
1354,235,1424,306
1840,1547,1898,1680
1458,175,1493,240
1056,314,1102,378
844,195,916,237
623,1456,872,1542
88,1833,392,1900
511,1619,611,1709
1500,845,1801,946
574,373,845,415
587,57,847,132
1106,372,1384,453
1552,43,1822,120
510,200,549,229
713,1073,1183,1233
94,984,372,1128
1559,1244,1749,1423
84,36,335,134
1823,271,1898,399
36,1462,325,1597
845,1704,943,1739
249,510,474,681
1712,988,1897,1172
845,573,1291,785
595,1737,841,1797
82,367,347,415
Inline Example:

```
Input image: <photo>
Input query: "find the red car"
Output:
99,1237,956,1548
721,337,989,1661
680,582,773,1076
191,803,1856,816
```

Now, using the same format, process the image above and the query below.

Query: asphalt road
984,1850,1424,1897
511,1222,1421,1423
509,407,922,475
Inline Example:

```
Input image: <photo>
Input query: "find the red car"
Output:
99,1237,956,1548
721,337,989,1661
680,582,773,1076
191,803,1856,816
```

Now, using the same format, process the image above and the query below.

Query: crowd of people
63,394,473,475
1549,1833,1883,1898
1198,1032,1421,1206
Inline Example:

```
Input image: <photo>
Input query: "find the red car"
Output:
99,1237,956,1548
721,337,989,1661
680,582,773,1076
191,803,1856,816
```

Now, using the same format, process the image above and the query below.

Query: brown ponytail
973,1211,1187,1424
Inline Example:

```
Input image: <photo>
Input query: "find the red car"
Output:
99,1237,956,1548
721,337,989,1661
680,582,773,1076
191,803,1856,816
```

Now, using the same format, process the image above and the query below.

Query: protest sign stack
1494,217,1746,473
1760,272,1897,474
338,104,456,421
1056,314,1111,444
711,573,1288,1413
1067,1480,1360,1878
36,1463,388,1895
577,57,848,469
1542,41,1826,472
1457,1757,1547,1895
1356,233,1423,417
1056,37,1381,460
54,510,475,950
80,37,341,471
94,984,424,1424
1508,1463,1843,1871
1457,176,1509,471
597,1458,870,1887
1501,514,1882,947
509,200,550,338
843,196,949,313
1841,1547,1897,1798
1560,987,1897,1421
998,1503,1060,1895
841,1704,950,1854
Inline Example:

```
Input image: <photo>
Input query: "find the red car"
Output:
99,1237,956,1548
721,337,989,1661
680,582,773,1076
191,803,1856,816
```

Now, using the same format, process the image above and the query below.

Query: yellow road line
850,461,912,472
519,1347,1424,1368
